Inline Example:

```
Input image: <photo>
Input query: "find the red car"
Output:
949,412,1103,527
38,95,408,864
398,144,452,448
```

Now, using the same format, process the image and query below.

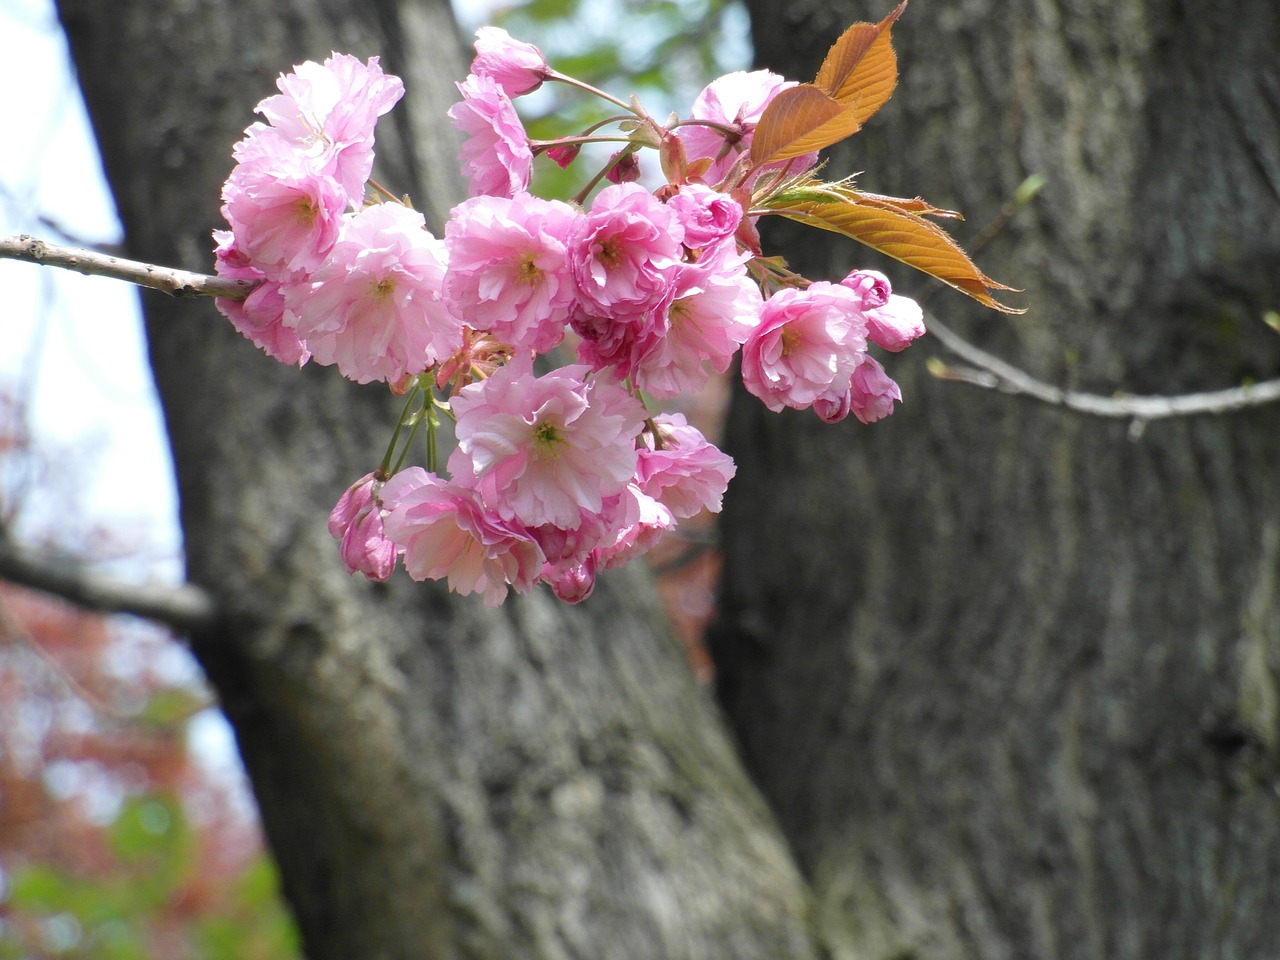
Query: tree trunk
715,0,1280,957
55,2,816,957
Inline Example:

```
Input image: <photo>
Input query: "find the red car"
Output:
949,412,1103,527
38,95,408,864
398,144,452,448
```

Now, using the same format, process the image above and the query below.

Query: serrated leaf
852,190,963,219
773,190,1023,313
813,1,907,127
750,85,863,165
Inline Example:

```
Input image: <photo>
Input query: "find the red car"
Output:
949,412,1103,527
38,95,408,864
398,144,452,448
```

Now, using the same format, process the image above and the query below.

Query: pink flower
666,184,743,250
443,194,580,354
212,230,310,365
252,53,404,198
847,356,902,424
221,142,348,276
545,144,580,169
741,282,869,414
448,73,533,198
328,472,398,581
543,558,596,604
569,182,684,318
285,202,460,384
631,247,761,398
841,269,925,352
447,361,647,529
604,150,641,184
678,70,816,187
591,484,675,571
381,468,544,606
471,27,550,98
636,414,736,518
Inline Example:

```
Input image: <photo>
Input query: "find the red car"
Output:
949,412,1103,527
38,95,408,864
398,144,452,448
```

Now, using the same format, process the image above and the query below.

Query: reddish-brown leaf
750,84,863,166
778,194,1023,313
813,1,907,128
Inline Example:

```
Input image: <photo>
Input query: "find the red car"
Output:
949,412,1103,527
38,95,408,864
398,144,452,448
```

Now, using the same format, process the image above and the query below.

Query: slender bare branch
0,233,254,301
926,314,1280,425
0,539,218,633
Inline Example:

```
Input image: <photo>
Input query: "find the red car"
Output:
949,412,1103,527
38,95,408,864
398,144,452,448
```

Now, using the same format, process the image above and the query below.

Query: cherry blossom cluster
212,29,924,605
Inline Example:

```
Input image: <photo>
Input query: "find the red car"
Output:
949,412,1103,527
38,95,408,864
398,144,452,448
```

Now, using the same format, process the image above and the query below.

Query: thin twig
926,313,1280,425
0,234,255,301
0,538,218,633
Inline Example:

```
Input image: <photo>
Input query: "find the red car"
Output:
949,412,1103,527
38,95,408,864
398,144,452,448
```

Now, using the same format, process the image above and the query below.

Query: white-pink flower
381,468,544,606
471,27,550,98
678,69,815,187
840,269,925,352
252,53,404,198
285,202,460,384
447,361,648,528
741,282,869,414
212,230,310,366
328,472,398,581
443,193,580,354
448,73,533,198
636,414,736,518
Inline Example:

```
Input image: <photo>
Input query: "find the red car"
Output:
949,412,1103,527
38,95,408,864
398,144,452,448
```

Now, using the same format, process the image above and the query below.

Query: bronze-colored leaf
813,1,907,128
750,84,863,166
776,193,1023,313
853,190,963,219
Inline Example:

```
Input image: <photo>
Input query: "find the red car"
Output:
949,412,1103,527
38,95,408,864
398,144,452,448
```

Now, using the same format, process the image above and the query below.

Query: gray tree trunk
715,0,1280,957
54,2,816,957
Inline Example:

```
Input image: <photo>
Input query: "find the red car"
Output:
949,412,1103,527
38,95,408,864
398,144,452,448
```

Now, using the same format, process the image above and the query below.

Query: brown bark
715,0,1280,957
54,1,816,957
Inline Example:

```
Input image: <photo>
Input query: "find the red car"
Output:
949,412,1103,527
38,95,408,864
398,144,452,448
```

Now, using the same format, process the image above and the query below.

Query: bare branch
0,539,218,634
0,234,254,301
926,314,1280,428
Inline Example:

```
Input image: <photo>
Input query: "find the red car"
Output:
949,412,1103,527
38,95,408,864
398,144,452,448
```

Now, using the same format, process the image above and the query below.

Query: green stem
377,379,425,480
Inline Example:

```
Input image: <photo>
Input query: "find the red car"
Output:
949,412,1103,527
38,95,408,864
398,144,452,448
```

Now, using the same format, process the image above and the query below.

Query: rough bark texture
714,1,1280,957
55,2,817,958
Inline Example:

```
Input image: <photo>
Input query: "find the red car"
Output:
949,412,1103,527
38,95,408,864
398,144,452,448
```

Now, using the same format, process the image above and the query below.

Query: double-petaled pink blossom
328,472,398,581
841,269,925,352
741,281,869,414
449,72,533,198
381,468,544,606
447,361,648,529
471,27,551,98
444,193,581,354
250,53,404,199
635,413,736,518
285,202,459,384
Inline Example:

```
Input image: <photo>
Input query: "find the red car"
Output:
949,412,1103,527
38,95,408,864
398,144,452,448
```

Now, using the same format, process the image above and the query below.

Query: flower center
517,256,542,285
779,325,801,357
595,237,623,269
531,420,566,459
294,195,319,226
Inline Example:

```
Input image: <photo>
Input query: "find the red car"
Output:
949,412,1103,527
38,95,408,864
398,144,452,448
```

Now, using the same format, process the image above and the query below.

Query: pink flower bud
472,27,551,97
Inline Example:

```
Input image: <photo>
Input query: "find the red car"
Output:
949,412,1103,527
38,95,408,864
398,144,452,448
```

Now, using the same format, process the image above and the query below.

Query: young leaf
769,186,1023,313
814,0,908,128
750,84,863,165
852,190,963,219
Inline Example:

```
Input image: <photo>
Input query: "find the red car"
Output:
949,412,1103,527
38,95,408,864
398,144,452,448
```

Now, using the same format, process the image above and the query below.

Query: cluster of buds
212,9,1004,605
